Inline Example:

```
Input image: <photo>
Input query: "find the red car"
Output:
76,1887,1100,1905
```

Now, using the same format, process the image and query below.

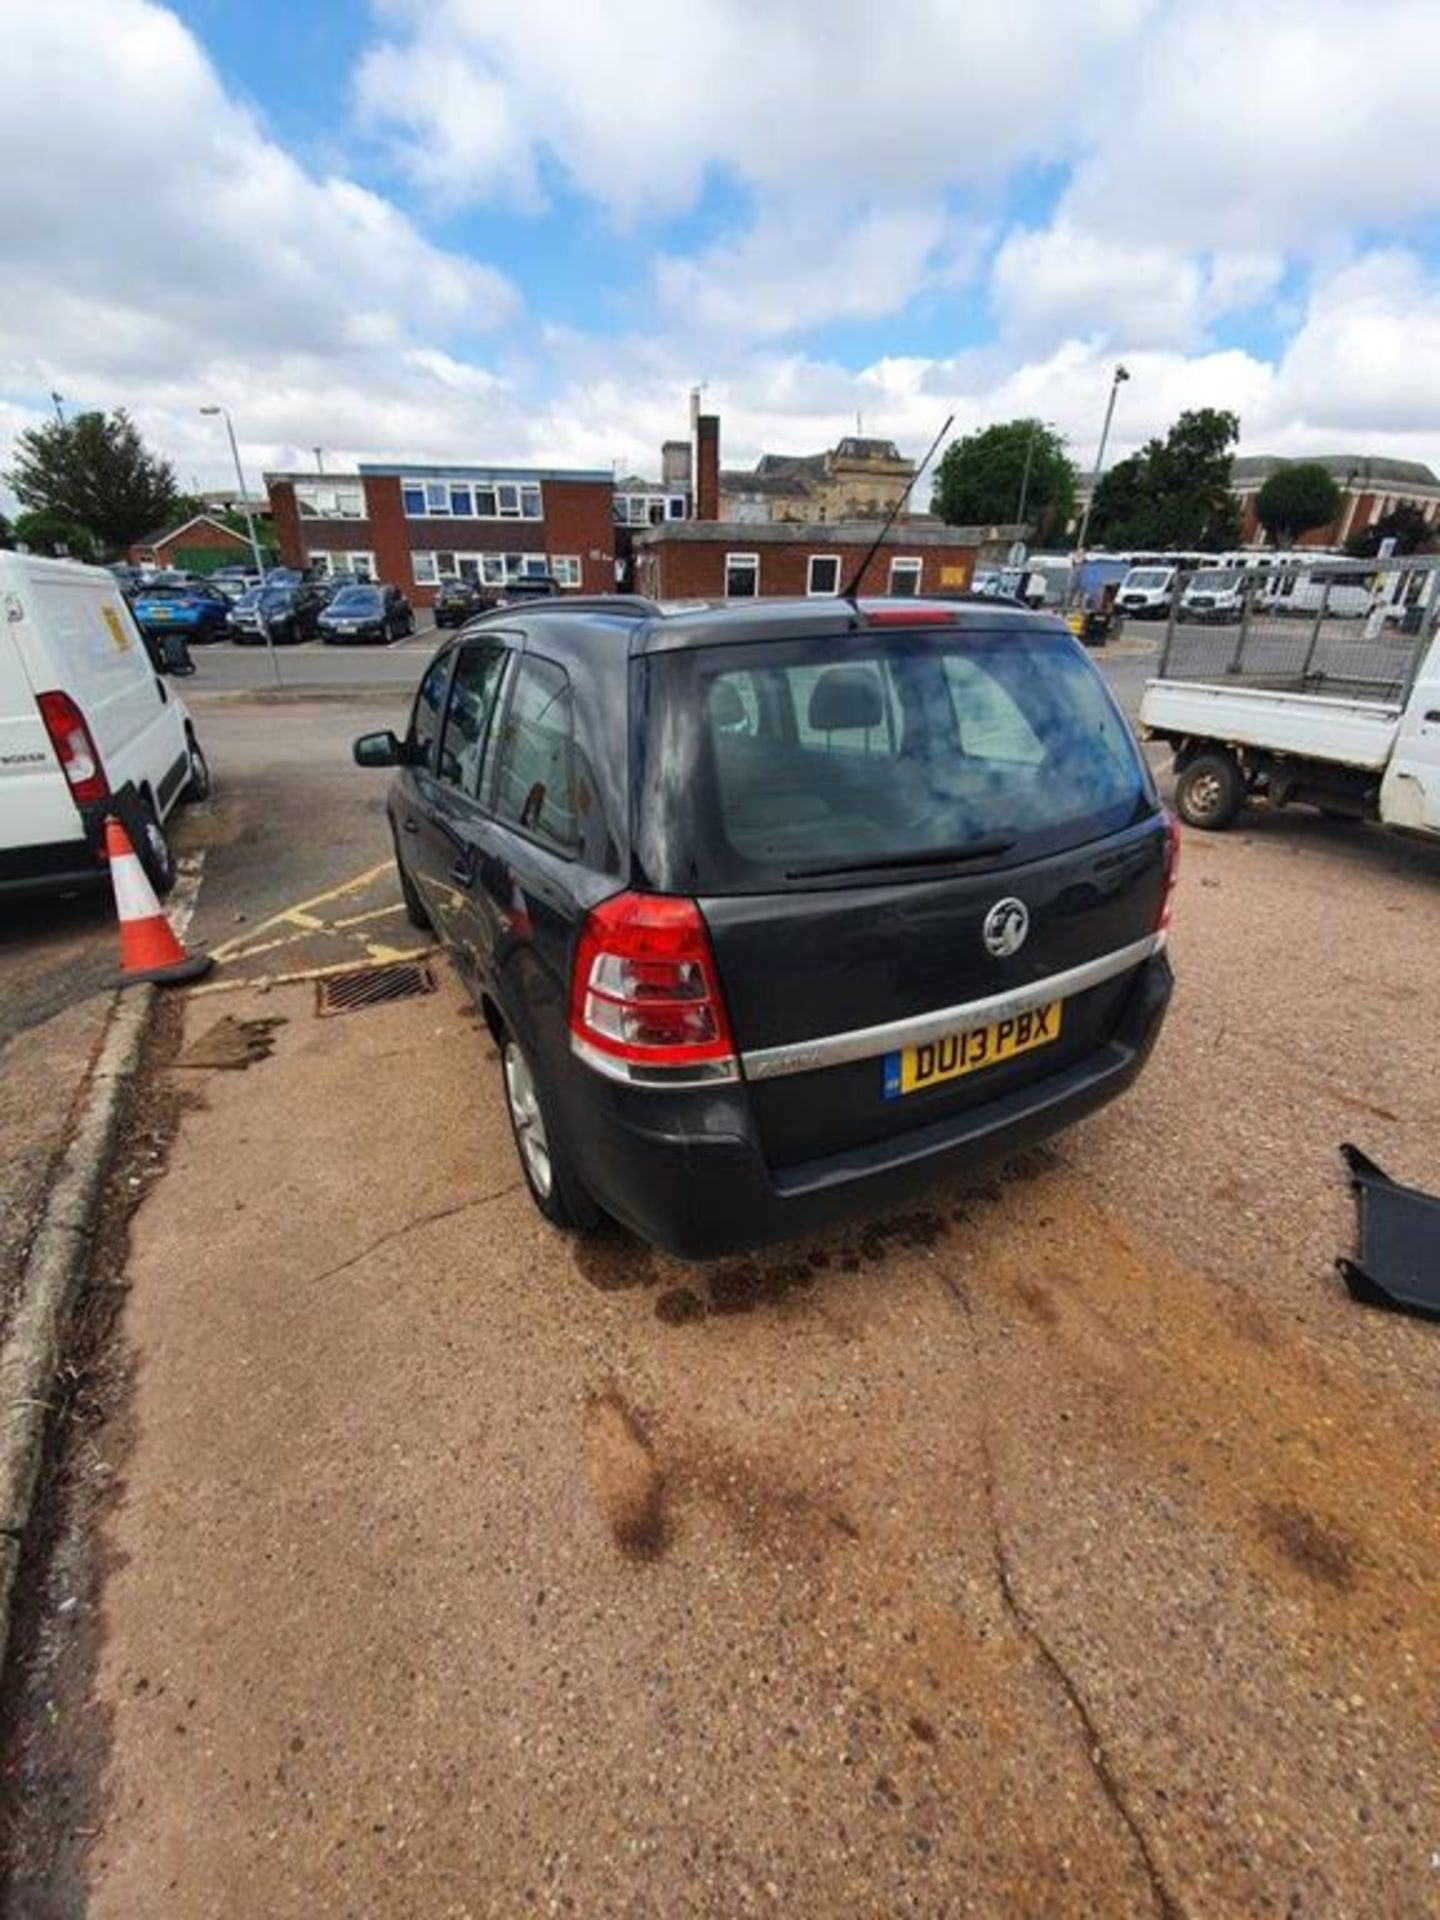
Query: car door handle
1425,709,1440,724
400,816,420,834
450,855,476,888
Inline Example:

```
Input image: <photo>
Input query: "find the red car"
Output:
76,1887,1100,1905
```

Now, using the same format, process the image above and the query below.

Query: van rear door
636,619,1168,1170
23,564,187,817
0,618,78,859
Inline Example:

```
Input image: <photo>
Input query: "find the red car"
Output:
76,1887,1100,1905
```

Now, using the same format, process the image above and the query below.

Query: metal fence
1155,554,1440,702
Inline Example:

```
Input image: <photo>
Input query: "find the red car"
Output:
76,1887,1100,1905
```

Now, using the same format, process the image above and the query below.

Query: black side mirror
353,730,406,768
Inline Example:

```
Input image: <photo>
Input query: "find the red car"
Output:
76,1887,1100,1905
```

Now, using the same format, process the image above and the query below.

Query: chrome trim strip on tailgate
740,933,1164,1083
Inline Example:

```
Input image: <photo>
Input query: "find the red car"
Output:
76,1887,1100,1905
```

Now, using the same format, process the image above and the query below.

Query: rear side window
638,627,1151,891
491,655,579,854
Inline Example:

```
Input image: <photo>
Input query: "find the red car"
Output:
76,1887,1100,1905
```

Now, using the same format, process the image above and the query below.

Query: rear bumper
0,836,107,899
569,953,1173,1259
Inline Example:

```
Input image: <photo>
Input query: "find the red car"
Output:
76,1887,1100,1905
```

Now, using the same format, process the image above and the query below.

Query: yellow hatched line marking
210,862,394,964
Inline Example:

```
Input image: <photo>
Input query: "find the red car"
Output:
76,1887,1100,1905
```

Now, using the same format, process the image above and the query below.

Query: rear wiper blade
785,837,1015,879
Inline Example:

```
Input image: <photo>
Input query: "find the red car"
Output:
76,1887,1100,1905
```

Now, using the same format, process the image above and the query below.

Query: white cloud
654,203,985,341
1268,253,1440,438
4,0,1440,522
1063,0,1440,252
992,225,1204,350
0,0,516,492
356,0,1151,219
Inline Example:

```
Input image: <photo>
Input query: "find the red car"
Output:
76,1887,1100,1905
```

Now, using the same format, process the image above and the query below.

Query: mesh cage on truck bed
1155,554,1440,704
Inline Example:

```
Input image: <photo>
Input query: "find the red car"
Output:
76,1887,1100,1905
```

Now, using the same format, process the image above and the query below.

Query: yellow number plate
883,1001,1063,1098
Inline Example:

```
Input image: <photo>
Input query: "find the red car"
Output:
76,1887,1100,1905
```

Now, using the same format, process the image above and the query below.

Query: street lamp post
200,404,278,687
1013,417,1039,541
1074,364,1130,557
199,405,267,580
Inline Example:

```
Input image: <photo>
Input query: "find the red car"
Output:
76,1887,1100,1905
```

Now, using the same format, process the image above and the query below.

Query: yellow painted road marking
210,862,394,965
330,904,404,931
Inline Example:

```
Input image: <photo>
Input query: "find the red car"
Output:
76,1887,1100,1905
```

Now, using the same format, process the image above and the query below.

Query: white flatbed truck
1140,625,1440,836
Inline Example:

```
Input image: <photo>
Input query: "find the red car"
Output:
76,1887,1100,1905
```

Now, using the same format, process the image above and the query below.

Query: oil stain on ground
583,1390,666,1558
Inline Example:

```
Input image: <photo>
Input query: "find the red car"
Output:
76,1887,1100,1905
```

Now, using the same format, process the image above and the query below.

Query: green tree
13,507,99,561
1088,408,1241,551
934,419,1077,540
1255,462,1340,548
1344,500,1433,558
6,408,180,558
0,511,13,550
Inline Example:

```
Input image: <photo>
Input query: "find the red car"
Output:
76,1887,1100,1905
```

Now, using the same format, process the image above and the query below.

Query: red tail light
36,691,109,805
569,892,737,1083
1157,809,1180,939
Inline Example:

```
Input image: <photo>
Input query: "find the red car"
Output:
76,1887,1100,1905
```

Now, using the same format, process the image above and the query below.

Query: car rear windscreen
638,625,1152,892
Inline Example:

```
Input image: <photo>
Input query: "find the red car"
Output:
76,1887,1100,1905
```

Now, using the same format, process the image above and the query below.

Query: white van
1116,565,1178,618
0,553,209,898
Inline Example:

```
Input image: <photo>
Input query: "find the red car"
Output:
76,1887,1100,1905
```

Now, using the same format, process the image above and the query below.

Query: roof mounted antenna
840,413,954,604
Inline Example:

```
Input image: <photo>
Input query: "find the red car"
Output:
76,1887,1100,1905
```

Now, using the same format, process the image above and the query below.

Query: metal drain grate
316,960,438,1017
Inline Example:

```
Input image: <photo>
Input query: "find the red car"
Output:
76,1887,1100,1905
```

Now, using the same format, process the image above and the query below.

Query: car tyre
500,1027,599,1232
182,727,212,802
135,792,177,895
1175,750,1246,831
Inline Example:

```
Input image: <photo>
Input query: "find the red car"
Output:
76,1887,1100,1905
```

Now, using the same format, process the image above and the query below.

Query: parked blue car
132,581,233,644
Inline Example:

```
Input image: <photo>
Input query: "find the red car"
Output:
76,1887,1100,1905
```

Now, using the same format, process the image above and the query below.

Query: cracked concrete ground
4,691,1440,1916
18,787,1440,1918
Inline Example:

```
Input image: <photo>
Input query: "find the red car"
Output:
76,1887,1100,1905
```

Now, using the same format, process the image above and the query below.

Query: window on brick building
295,483,364,520
807,555,840,597
309,549,375,581
553,557,582,587
888,556,923,597
725,553,759,598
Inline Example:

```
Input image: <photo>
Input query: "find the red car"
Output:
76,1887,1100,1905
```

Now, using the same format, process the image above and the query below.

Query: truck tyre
1175,750,1246,831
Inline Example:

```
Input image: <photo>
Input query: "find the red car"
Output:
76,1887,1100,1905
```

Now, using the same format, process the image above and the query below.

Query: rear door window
639,626,1151,891
409,651,453,766
436,641,510,795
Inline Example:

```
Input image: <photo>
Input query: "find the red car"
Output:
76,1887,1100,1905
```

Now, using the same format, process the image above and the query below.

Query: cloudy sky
3,0,1440,505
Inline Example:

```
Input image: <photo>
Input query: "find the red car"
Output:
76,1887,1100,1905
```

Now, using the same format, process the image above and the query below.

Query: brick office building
265,463,616,606
1230,454,1440,550
631,519,984,601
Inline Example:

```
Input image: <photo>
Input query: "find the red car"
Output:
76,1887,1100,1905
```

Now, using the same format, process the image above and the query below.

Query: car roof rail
459,594,661,628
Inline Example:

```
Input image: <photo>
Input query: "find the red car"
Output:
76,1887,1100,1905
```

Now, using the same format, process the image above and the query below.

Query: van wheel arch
133,786,177,894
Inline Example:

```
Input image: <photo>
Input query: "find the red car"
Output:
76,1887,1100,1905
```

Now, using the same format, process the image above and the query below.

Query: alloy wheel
503,1040,553,1199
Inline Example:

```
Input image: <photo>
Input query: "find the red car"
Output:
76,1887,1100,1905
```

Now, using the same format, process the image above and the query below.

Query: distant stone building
720,437,917,524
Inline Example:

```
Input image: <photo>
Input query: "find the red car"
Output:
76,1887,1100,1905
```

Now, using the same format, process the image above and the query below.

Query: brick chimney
695,413,720,522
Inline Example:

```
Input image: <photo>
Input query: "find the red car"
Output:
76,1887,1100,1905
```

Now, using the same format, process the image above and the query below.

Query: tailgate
704,823,1165,1168
636,616,1166,1169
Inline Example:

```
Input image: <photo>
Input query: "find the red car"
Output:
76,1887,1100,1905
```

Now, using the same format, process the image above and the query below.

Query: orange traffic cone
104,815,213,986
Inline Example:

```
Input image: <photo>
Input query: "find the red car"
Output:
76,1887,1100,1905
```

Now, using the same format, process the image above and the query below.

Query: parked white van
1116,565,1179,618
0,553,209,898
